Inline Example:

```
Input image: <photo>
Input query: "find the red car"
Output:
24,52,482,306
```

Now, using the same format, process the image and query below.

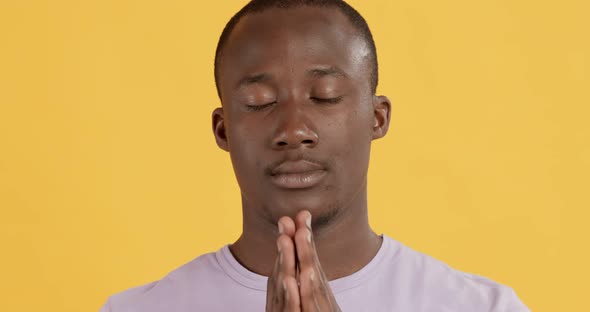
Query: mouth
269,160,327,189
270,170,327,189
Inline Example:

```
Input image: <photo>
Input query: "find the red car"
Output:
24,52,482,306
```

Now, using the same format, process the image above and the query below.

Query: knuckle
273,293,281,306
295,228,308,241
277,234,291,247
299,269,314,291
276,272,285,283
300,267,314,278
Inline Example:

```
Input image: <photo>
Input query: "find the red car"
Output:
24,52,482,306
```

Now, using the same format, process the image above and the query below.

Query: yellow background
1,0,588,311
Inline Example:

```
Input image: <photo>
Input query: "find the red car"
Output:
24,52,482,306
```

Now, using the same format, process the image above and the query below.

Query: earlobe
372,95,391,140
212,107,230,152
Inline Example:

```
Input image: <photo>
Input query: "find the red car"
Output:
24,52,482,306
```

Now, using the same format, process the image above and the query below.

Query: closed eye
245,101,276,112
310,96,343,104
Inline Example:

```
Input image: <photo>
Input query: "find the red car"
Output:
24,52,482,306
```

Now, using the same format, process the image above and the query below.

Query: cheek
343,102,375,145
227,124,265,182
324,106,373,170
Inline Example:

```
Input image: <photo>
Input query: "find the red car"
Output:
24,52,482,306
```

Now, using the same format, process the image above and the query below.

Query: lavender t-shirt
99,235,529,311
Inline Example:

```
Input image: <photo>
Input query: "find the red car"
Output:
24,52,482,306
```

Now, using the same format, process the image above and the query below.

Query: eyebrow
236,73,272,88
235,66,349,88
307,66,349,79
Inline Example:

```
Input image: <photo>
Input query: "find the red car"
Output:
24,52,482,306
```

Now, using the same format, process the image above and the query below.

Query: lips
270,160,327,189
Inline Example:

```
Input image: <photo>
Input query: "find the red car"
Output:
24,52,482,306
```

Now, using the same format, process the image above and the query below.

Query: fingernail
279,251,283,264
277,241,281,253
278,222,284,234
306,215,311,229
310,271,315,281
306,232,311,243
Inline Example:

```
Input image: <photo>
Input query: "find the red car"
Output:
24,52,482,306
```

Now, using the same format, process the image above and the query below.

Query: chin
265,191,341,224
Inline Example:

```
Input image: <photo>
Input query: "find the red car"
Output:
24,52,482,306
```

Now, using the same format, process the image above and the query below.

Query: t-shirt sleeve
97,281,159,312
98,298,112,312
497,287,531,312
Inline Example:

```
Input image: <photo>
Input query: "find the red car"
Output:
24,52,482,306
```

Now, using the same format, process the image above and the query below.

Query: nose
271,103,319,150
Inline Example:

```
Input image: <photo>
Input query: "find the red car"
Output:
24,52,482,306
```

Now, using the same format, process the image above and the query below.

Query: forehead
218,7,371,93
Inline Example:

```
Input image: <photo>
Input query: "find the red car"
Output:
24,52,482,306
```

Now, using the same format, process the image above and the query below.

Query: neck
229,189,382,280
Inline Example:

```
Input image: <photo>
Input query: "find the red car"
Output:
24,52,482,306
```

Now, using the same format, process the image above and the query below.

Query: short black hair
214,0,379,99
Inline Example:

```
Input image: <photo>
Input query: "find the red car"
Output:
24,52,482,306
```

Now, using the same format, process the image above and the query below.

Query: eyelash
245,101,276,112
245,96,343,112
310,96,343,104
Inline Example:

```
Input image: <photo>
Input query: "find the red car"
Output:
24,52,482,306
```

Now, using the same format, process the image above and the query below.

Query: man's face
213,7,389,224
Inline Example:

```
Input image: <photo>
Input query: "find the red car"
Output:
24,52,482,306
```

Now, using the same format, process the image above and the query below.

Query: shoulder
384,236,530,312
99,281,159,312
99,250,222,312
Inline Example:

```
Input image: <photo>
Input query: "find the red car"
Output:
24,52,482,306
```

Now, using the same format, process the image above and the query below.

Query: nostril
277,141,288,146
302,139,314,144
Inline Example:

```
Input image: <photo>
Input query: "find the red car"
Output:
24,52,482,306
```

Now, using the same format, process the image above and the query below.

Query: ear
371,95,391,140
212,107,229,152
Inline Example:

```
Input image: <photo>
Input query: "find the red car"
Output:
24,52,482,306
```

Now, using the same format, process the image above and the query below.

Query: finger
278,216,296,238
266,231,296,311
269,233,286,280
278,216,299,279
266,253,283,311
299,268,332,311
294,210,320,262
283,275,301,312
294,225,323,311
294,211,317,273
294,210,312,234
277,233,297,278
294,211,327,280
294,211,340,311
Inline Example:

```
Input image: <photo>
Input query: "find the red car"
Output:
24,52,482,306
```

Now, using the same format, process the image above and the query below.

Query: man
100,0,529,311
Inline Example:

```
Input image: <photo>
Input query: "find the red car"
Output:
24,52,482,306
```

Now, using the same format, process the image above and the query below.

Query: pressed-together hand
266,210,342,312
